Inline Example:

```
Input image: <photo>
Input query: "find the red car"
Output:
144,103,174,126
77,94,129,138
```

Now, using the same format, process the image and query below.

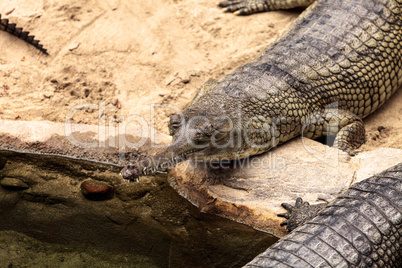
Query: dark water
0,150,278,267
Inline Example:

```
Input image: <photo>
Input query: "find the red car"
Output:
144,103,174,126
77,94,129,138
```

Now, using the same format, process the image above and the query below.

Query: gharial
121,0,402,180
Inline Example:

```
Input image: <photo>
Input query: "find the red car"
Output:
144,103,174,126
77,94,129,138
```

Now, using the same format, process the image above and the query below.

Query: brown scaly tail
0,14,48,55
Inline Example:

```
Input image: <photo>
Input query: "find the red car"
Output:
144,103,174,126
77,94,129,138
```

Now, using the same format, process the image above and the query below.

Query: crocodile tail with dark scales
0,14,48,55
246,163,402,267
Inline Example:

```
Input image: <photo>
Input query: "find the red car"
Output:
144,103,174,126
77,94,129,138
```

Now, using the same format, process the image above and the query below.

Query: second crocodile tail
0,14,48,55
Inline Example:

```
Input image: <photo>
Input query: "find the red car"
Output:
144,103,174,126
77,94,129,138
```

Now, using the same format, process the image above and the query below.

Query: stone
80,179,115,201
0,177,30,190
169,138,402,237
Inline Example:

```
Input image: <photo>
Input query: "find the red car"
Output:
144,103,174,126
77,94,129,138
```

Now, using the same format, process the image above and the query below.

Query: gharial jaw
121,148,203,182
121,102,280,181
120,134,268,182
121,106,246,181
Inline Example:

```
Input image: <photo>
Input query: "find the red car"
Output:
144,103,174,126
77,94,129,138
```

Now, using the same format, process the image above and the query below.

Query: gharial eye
202,123,214,136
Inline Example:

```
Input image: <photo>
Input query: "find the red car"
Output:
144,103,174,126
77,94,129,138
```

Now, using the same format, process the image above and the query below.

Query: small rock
112,98,121,109
68,42,80,51
43,91,54,98
182,78,190,84
0,177,30,190
11,71,21,79
115,183,152,201
80,179,115,201
377,126,386,132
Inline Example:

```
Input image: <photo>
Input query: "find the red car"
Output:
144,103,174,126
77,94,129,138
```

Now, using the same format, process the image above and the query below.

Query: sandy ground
0,0,300,135
0,0,290,130
0,0,401,148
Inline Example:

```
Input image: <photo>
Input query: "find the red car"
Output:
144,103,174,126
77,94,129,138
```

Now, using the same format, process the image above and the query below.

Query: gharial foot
303,109,366,156
218,0,270,15
218,0,315,15
278,197,327,232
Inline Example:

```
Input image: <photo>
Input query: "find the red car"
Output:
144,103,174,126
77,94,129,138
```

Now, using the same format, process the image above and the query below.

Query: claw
277,212,290,219
281,202,294,212
234,10,246,16
295,197,303,206
349,150,360,156
219,1,242,8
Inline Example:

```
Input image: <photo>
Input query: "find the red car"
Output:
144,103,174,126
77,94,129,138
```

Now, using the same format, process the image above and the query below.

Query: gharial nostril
121,165,141,181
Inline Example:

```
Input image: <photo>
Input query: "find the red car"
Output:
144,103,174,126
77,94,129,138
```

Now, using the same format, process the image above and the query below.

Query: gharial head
121,94,250,181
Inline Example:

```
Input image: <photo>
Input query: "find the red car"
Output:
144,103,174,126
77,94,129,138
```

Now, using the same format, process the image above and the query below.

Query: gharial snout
121,163,142,182
120,114,235,182
120,148,186,182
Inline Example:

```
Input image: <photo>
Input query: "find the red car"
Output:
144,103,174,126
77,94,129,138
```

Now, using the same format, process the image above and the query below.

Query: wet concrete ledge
0,119,171,166
0,149,276,267
0,120,281,266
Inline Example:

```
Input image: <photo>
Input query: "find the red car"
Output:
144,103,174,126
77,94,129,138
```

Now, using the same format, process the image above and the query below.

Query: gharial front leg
218,0,315,15
302,108,366,156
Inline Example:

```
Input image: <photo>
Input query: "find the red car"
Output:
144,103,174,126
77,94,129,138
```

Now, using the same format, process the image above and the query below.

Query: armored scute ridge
0,14,48,55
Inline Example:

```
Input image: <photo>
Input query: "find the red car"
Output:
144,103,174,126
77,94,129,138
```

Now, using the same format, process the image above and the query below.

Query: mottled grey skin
0,14,48,54
122,0,402,180
246,163,402,267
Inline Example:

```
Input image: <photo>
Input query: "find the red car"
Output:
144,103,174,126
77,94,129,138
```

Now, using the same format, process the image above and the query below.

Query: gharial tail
0,14,48,55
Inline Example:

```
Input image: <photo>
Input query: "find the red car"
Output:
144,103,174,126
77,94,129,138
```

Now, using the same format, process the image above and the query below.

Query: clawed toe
278,197,327,232
219,1,242,8
280,202,294,212
277,212,290,219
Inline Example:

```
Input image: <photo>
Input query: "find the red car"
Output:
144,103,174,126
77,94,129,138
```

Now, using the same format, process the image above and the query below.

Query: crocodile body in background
122,0,402,179
0,13,48,54
246,163,402,267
